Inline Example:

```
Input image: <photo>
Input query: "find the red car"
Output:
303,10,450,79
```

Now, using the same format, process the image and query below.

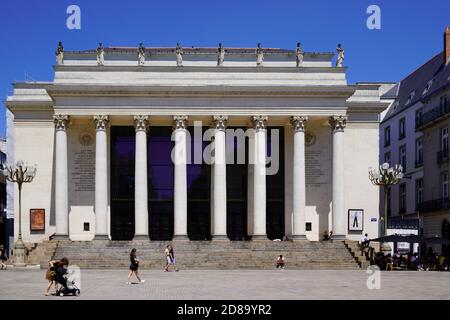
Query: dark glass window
186,126,211,240
384,126,391,147
399,118,406,140
266,127,285,240
399,183,407,214
226,127,249,240
399,145,406,171
110,126,135,240
148,127,174,240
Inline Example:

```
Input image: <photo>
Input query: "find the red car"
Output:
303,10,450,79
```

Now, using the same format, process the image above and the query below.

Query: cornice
47,84,356,99
53,65,347,74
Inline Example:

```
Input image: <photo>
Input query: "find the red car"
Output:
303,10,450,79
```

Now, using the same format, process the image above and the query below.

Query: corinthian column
54,114,70,239
212,115,228,240
173,115,189,240
251,116,268,240
329,115,347,240
134,115,149,240
291,116,308,240
94,115,109,240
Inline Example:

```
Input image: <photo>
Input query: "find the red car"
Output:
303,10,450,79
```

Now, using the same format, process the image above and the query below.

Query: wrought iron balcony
418,197,450,213
416,103,450,129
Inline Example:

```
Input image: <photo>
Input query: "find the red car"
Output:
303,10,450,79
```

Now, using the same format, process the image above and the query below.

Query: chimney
445,26,450,64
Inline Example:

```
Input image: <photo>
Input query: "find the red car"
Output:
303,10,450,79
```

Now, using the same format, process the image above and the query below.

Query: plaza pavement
0,268,449,300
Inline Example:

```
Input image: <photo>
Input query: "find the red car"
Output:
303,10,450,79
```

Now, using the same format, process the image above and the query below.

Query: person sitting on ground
410,253,419,270
322,230,333,241
360,233,369,248
386,254,393,271
276,255,285,269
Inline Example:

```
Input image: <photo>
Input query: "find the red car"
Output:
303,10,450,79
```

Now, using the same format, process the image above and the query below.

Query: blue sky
0,0,449,138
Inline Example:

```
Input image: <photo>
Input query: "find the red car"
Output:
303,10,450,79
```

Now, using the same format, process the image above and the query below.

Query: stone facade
5,45,388,243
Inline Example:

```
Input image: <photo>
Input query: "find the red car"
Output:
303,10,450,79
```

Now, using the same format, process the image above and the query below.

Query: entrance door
226,127,248,240
148,127,174,240
266,127,285,240
110,126,135,240
187,126,211,240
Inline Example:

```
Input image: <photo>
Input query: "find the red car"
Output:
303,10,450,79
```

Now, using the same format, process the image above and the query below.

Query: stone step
49,240,359,270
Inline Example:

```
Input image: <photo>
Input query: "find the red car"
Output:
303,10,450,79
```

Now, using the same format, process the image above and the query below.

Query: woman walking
0,245,7,270
164,245,179,272
127,248,145,285
44,257,68,296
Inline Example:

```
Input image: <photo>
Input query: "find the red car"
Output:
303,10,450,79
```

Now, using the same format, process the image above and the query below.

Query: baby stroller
54,266,80,297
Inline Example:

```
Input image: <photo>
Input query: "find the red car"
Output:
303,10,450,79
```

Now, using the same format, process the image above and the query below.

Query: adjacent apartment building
381,27,450,254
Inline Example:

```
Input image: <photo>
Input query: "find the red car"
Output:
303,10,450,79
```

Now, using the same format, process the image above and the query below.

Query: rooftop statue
56,41,64,65
256,43,264,66
137,43,145,66
175,43,183,67
295,42,304,67
97,42,104,66
336,44,344,67
217,43,225,66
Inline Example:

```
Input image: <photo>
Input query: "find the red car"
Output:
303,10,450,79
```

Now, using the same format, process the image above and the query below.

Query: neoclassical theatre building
6,44,389,244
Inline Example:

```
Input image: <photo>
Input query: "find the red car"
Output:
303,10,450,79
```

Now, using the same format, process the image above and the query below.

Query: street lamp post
2,161,37,266
369,163,403,255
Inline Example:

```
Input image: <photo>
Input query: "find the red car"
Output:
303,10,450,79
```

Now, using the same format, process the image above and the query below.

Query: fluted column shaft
54,115,69,239
252,116,268,240
94,115,109,239
212,115,228,240
329,115,347,240
173,116,188,240
134,115,149,240
291,116,308,240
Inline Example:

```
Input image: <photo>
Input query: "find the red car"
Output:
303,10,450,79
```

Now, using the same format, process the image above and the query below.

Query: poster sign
348,209,364,231
30,209,45,231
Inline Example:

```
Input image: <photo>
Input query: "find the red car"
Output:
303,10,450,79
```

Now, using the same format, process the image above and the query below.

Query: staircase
26,240,58,266
51,240,360,270
344,240,372,269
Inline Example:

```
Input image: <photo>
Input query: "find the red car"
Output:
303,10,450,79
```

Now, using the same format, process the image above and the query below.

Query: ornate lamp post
369,163,403,254
2,161,37,266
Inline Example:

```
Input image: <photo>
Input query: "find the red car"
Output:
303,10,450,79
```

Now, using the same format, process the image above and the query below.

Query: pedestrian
164,245,178,272
44,258,67,296
127,248,145,284
0,245,7,270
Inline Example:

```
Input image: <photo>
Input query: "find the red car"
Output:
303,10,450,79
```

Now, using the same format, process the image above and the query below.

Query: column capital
329,115,347,132
53,114,70,131
133,115,149,132
94,115,109,131
252,115,268,132
290,116,308,132
212,115,229,131
173,115,188,130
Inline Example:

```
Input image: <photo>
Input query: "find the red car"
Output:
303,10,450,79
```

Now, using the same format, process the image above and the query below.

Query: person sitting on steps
276,255,285,269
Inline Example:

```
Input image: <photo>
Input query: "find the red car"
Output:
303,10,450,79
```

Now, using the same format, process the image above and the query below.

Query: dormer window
406,91,416,105
422,80,433,95
393,101,399,110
